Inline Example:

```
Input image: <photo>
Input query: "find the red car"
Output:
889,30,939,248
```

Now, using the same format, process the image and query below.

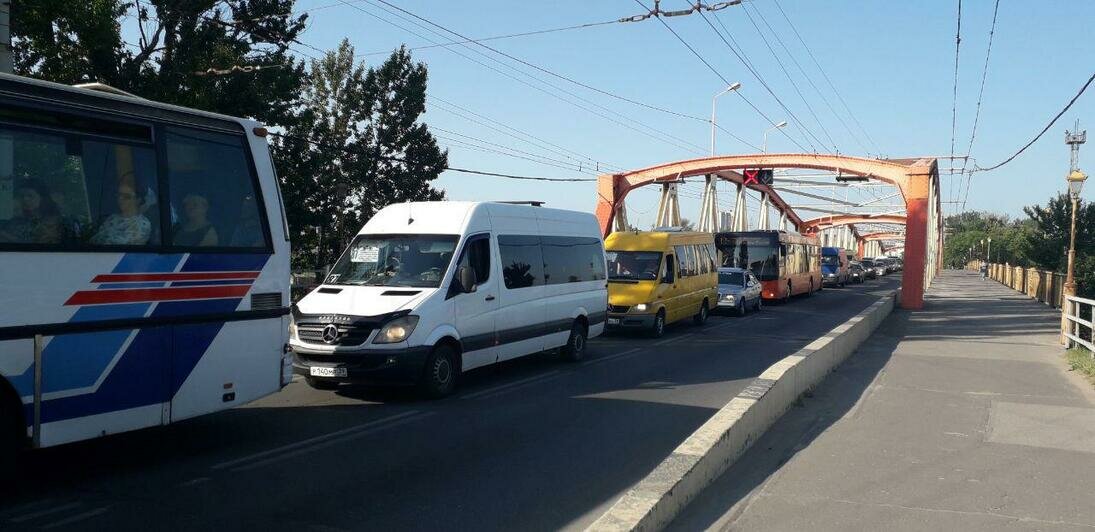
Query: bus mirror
458,266,477,293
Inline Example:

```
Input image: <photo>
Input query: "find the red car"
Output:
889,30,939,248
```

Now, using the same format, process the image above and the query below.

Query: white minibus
290,201,607,397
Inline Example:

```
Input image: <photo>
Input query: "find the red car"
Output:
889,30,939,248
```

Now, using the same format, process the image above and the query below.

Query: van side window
542,236,605,284
663,254,676,283
498,234,544,289
456,235,491,287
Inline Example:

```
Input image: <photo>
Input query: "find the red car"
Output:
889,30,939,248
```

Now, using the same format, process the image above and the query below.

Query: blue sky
215,1,1095,224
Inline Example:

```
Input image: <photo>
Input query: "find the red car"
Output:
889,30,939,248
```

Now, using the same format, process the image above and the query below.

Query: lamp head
1067,169,1087,199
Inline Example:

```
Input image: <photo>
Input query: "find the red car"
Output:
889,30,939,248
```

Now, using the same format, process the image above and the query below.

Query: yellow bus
604,231,718,337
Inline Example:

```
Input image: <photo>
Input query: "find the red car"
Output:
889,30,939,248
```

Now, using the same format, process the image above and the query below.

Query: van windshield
606,250,662,281
325,234,459,287
821,254,841,266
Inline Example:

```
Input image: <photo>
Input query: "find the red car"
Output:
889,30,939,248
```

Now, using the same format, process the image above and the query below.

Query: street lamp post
763,121,788,154
987,237,992,264
710,82,742,155
1062,169,1088,345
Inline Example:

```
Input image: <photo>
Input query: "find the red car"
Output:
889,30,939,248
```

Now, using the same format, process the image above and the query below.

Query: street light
710,82,742,155
763,121,788,154
1063,170,1088,341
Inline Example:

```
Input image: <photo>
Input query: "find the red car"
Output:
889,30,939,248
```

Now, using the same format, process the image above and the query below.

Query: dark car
859,259,879,279
848,262,867,283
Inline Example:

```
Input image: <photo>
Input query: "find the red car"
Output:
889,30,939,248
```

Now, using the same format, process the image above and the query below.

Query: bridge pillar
759,193,771,230
899,163,934,310
613,198,630,232
697,175,719,232
732,184,747,231
655,182,681,228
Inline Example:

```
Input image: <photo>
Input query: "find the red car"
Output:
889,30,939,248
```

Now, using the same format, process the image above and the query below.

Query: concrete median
586,290,898,532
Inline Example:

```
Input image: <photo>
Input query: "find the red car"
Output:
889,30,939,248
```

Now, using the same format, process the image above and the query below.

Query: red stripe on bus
65,285,252,305
91,271,261,283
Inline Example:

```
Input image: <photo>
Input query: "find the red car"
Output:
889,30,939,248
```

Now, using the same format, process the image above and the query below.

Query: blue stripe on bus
97,282,167,289
111,253,185,273
180,254,269,272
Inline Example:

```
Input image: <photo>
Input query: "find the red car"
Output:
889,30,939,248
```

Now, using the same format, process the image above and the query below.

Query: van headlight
288,314,298,340
635,303,648,312
374,316,419,344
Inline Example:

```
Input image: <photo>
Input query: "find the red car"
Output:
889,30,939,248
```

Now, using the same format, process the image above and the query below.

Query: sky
196,0,1095,227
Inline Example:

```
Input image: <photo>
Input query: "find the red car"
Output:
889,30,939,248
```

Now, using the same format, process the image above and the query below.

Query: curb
586,290,898,532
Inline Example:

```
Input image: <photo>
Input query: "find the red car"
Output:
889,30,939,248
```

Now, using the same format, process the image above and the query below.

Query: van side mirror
458,265,477,293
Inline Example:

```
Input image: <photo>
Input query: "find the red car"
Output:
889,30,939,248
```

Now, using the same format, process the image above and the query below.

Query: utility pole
1062,121,1087,345
0,0,12,74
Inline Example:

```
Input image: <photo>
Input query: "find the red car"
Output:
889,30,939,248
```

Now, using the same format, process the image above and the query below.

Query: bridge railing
1064,295,1095,353
969,262,1066,308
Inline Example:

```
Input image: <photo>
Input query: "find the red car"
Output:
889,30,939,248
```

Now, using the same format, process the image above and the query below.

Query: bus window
165,127,269,249
0,119,159,248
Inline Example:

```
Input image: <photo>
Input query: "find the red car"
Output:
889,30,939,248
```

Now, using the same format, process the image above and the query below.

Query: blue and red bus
715,230,821,301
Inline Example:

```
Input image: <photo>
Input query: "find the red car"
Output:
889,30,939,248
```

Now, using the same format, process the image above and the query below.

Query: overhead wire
699,7,828,152
269,130,595,182
342,0,711,155
948,0,963,205
768,0,881,154
959,0,1001,211
355,19,620,57
972,71,1095,173
632,0,813,153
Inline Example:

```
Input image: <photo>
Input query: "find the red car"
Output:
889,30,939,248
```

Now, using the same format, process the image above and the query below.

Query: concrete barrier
586,290,898,532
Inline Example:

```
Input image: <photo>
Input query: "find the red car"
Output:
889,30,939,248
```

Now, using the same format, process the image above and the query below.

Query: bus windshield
606,250,662,281
326,234,459,287
716,234,780,281
718,271,745,285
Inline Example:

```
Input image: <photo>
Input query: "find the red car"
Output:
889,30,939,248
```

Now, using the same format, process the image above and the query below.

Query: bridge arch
594,153,940,309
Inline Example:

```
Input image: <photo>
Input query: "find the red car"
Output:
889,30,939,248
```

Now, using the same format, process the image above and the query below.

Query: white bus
0,73,292,466
290,201,607,397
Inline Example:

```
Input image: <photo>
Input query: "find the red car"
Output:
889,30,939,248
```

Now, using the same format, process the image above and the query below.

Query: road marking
40,507,110,530
653,333,694,346
211,410,424,471
178,477,212,487
8,502,82,523
581,348,642,367
461,371,561,400
230,413,434,472
471,373,566,401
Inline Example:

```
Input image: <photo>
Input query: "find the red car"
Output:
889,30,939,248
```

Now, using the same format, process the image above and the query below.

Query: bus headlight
374,316,419,344
635,303,648,312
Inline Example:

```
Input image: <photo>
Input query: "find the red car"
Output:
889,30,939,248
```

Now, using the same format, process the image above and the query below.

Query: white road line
581,348,641,367
211,410,423,470
461,371,561,400
178,477,212,487
653,333,694,346
471,374,567,401
8,502,82,523
230,413,433,472
2,499,55,517
40,507,110,530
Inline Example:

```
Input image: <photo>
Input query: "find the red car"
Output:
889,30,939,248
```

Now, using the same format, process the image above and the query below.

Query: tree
12,0,307,129
677,218,695,231
274,42,446,269
1020,194,1095,272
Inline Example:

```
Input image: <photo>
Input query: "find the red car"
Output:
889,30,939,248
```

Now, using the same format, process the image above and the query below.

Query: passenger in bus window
173,193,219,247
0,179,63,244
90,184,151,245
228,193,264,247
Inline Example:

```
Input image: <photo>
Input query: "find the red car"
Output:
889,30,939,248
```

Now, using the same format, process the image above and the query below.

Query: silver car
717,267,763,316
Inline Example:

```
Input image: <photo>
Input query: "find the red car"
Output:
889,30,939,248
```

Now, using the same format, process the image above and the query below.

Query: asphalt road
3,276,900,531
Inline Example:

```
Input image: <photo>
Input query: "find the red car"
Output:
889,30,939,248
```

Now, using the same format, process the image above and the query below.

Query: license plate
608,318,620,325
310,366,347,378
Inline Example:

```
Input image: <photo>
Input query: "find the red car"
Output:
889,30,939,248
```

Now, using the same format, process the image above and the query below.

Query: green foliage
273,42,446,269
1065,348,1095,387
12,0,308,129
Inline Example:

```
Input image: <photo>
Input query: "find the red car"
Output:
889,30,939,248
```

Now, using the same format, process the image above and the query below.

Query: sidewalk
672,270,1095,531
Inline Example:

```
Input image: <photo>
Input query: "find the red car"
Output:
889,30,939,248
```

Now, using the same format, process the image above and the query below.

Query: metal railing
969,262,1067,308
1064,294,1095,353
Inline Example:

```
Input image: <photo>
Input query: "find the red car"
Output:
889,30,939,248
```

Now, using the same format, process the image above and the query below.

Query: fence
968,262,1067,308
1063,295,1095,354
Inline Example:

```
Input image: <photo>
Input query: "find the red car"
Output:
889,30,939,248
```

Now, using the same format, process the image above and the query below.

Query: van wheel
305,377,340,391
419,344,459,399
650,310,666,338
735,300,746,317
693,301,709,325
755,297,763,312
560,321,588,362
